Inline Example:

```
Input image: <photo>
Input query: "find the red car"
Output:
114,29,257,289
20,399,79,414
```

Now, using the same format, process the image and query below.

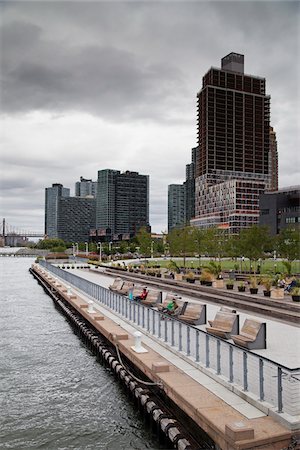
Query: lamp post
85,242,88,256
98,242,102,262
75,242,79,255
151,240,154,259
136,246,140,257
72,243,76,259
241,256,245,273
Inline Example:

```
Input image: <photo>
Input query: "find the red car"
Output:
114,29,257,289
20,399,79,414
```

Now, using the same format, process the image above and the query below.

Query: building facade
57,197,96,242
259,186,300,235
45,183,70,238
268,127,279,192
95,169,150,240
168,184,186,231
75,176,98,198
184,147,196,224
191,52,272,234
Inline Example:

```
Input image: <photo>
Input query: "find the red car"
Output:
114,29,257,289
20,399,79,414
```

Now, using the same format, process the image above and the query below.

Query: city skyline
1,1,299,233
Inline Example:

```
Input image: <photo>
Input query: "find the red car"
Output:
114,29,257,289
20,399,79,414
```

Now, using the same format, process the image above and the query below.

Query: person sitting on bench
162,299,179,315
134,287,148,302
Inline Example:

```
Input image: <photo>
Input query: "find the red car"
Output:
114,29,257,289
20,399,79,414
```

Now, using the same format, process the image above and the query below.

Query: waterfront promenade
35,261,300,449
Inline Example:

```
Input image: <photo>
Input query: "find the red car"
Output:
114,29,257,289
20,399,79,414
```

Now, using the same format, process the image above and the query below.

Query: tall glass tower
45,184,70,238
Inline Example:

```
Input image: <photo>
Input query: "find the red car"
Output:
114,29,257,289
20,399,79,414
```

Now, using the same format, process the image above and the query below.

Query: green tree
136,226,152,256
167,226,194,267
192,227,205,268
237,225,273,273
276,226,300,261
35,238,66,250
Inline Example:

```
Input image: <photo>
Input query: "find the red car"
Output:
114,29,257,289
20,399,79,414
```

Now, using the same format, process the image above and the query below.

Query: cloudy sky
1,0,299,234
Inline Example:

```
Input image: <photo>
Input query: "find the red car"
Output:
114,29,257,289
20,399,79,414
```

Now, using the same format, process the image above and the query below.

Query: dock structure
31,261,300,450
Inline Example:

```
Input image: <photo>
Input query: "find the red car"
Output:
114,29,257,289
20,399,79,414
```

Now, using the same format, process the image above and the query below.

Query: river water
0,258,169,450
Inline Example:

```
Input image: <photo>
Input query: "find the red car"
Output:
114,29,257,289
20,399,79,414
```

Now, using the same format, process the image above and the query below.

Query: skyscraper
184,147,196,224
191,52,271,234
268,127,279,192
75,176,98,198
57,197,96,242
45,183,70,238
96,169,150,239
168,184,185,231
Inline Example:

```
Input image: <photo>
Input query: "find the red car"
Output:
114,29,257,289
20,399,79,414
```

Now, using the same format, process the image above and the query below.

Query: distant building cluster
45,170,150,243
167,52,296,235
44,52,299,242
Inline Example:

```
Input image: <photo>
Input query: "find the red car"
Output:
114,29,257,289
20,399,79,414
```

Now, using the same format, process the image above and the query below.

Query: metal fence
40,260,300,417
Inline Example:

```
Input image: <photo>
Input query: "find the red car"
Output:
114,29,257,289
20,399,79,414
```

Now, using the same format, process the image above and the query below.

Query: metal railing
39,261,300,417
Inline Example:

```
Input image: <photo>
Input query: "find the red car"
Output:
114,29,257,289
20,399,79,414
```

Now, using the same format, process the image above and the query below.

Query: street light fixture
151,240,154,259
108,241,113,261
97,242,102,262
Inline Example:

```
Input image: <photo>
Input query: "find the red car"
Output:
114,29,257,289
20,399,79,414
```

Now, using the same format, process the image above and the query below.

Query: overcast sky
1,0,299,234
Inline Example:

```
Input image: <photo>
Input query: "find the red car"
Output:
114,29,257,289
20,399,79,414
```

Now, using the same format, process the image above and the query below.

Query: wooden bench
109,278,124,292
231,319,266,350
164,292,182,302
208,307,237,326
157,298,188,316
118,281,134,295
131,285,144,299
206,312,239,339
141,289,162,306
177,302,206,325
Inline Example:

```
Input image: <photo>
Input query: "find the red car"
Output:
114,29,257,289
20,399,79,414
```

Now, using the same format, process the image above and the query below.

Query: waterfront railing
40,261,300,418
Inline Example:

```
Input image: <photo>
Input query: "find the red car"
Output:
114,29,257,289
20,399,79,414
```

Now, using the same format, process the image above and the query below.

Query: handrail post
217,339,221,375
229,345,233,383
152,309,155,334
206,334,210,368
179,322,182,351
277,367,283,413
171,320,175,347
195,330,200,362
158,312,161,338
187,326,191,356
164,318,168,342
243,351,248,391
259,358,264,401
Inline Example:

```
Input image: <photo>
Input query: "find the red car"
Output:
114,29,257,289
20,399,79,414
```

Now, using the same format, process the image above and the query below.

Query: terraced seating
109,278,124,292
206,311,239,339
177,302,206,325
141,289,162,306
231,319,266,350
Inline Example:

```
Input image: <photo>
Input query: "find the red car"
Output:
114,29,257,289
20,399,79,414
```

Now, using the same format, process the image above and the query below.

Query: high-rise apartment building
45,183,95,242
75,176,98,198
45,183,70,238
184,147,196,224
268,127,279,192
168,184,186,231
191,52,271,234
95,169,150,239
57,197,96,242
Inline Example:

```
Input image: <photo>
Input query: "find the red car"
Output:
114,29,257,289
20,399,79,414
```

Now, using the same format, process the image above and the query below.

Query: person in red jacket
134,287,148,302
